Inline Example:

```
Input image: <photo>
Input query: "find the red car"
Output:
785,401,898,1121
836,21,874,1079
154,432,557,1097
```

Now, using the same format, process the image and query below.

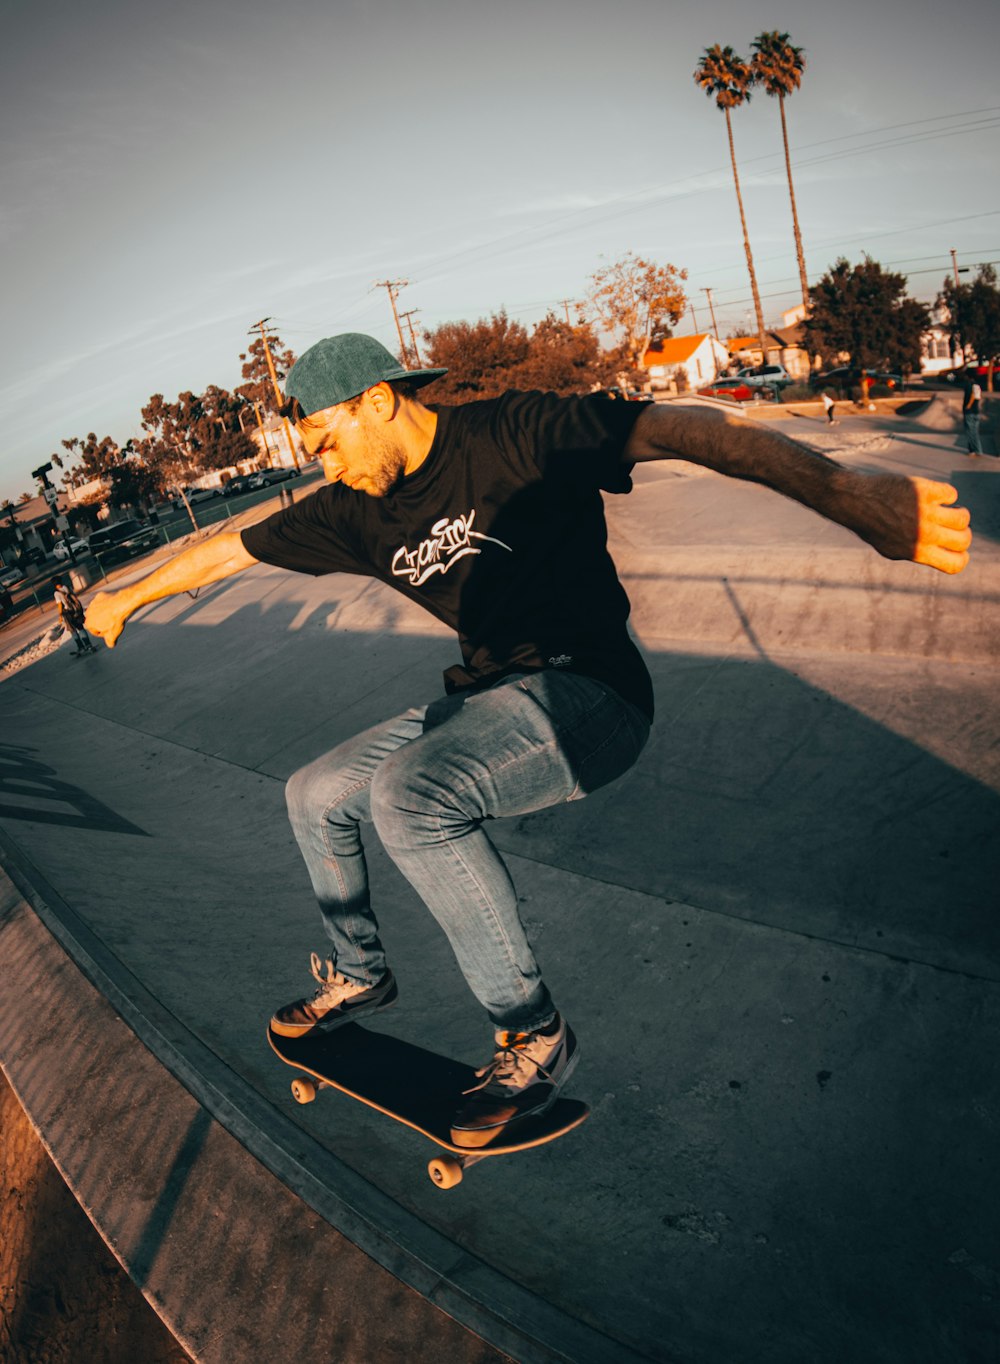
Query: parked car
0,565,26,588
697,378,754,402
735,364,793,390
810,367,903,392
596,387,655,402
942,363,998,383
248,466,301,490
185,486,224,504
87,518,159,566
52,536,90,561
223,474,259,497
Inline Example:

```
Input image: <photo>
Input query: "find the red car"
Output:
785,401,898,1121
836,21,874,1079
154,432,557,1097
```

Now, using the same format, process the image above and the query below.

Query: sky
2,0,998,503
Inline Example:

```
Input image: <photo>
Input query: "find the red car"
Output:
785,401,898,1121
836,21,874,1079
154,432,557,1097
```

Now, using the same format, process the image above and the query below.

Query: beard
360,425,407,497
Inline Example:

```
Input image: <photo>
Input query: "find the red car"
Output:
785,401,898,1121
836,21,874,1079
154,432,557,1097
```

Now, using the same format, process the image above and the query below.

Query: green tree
422,312,620,399
694,45,768,359
587,252,688,371
938,265,1000,391
138,393,203,493
509,313,619,393
422,312,532,401
61,433,161,512
804,257,930,374
238,330,297,412
750,31,809,308
139,389,256,481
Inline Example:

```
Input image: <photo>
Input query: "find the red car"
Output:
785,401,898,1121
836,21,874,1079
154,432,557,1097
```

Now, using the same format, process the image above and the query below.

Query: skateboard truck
288,1072,488,1187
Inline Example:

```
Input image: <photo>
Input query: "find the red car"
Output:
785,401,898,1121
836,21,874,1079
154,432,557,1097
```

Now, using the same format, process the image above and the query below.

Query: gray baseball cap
283,333,446,417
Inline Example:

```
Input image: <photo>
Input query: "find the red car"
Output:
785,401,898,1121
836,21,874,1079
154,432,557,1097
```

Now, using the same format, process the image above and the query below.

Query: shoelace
308,951,354,1003
463,1029,560,1096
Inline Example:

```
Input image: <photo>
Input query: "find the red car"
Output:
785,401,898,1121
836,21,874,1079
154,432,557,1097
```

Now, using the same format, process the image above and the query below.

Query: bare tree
587,252,688,372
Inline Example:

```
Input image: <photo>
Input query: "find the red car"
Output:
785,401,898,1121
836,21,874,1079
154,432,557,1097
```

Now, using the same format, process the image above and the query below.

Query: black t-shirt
241,391,654,719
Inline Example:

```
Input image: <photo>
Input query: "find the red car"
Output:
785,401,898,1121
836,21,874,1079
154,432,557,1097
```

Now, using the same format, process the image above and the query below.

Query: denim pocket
513,671,650,801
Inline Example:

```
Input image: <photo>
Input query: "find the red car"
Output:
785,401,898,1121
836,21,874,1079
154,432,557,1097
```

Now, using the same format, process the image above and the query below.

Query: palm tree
693,45,769,363
751,31,809,310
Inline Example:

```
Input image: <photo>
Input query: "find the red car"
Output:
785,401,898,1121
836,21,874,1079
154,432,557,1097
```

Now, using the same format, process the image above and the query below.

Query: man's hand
83,530,258,648
85,590,130,648
843,472,971,575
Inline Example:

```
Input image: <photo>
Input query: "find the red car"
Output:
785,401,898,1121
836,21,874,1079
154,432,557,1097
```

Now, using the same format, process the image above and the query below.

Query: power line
390,111,1000,289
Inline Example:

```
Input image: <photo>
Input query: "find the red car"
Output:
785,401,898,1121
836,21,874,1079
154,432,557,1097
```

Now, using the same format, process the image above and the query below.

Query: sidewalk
1,417,998,1362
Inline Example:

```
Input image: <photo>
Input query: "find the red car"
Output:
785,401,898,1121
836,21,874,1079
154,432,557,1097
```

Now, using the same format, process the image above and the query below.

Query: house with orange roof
726,328,813,380
642,334,730,392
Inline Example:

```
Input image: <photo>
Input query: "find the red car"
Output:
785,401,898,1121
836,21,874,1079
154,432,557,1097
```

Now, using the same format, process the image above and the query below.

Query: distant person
53,579,96,656
821,391,837,425
962,369,984,457
83,333,973,1149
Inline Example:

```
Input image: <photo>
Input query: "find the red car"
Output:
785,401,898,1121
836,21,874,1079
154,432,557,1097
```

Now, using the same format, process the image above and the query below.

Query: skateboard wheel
291,1077,317,1104
427,1157,463,1189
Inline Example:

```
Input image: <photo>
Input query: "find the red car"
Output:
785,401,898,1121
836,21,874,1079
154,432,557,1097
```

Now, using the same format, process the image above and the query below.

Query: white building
642,334,731,391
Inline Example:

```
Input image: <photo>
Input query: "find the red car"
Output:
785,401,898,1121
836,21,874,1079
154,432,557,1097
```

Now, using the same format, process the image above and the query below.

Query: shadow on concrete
2,567,999,1362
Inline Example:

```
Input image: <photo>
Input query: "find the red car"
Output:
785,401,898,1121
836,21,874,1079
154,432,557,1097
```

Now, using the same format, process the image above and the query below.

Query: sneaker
450,1014,579,1149
270,952,397,1038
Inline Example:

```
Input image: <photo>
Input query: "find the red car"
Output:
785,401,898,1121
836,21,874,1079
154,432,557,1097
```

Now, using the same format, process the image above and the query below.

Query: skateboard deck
268,1023,589,1188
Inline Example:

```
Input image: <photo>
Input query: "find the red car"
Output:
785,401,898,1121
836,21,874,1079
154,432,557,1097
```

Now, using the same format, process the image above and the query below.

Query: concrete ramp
1,424,998,1363
894,391,961,429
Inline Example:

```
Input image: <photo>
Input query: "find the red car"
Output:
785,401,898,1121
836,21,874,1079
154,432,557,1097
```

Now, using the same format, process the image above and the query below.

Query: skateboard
267,1023,589,1189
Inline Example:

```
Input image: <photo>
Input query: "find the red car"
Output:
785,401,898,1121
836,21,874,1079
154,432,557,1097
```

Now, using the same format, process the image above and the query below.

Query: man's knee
369,744,471,844
285,756,352,827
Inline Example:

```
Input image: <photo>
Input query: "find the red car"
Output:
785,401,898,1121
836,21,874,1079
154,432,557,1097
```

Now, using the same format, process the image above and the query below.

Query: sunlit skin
297,383,438,497
83,392,971,651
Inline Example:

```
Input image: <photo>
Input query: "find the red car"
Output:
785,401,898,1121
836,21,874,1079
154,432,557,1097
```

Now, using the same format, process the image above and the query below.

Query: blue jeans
964,411,983,455
285,670,651,1032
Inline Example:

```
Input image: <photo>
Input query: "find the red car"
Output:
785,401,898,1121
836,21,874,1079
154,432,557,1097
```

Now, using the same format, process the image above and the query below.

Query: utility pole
558,299,574,325
688,301,700,334
701,287,720,339
250,318,300,468
399,309,423,366
374,280,412,365
950,249,961,288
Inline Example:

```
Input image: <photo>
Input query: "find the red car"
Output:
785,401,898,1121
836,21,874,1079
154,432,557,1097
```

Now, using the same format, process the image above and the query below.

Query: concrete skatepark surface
1,396,998,1362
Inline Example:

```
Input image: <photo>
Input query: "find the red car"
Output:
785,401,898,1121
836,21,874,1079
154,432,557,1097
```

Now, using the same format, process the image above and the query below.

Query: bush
779,384,815,402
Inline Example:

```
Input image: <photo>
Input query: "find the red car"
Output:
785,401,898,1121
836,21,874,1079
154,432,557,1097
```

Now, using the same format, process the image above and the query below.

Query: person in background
53,579,96,656
962,368,984,458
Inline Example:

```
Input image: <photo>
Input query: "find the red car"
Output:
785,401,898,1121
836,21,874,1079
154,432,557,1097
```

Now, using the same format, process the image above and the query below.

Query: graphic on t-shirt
390,508,512,587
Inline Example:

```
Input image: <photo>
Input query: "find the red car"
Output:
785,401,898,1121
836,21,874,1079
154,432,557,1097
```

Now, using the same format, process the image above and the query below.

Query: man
962,368,984,457
85,333,971,1148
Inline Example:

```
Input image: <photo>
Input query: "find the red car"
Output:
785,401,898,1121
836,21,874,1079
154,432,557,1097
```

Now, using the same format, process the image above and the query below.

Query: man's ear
364,382,397,420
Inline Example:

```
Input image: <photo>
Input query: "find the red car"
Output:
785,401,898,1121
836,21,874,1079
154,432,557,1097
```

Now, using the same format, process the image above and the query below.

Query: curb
0,838,650,1364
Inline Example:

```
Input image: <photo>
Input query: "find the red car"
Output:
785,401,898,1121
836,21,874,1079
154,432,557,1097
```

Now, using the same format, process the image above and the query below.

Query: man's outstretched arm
625,403,972,575
85,531,259,648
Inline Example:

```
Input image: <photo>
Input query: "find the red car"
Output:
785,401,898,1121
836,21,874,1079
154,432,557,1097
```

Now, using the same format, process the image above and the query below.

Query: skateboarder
85,332,972,1147
53,579,97,655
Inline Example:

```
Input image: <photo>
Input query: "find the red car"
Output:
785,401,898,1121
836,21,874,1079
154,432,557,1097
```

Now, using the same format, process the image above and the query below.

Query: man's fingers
910,476,972,570
915,543,971,575
915,477,959,507
929,500,971,529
